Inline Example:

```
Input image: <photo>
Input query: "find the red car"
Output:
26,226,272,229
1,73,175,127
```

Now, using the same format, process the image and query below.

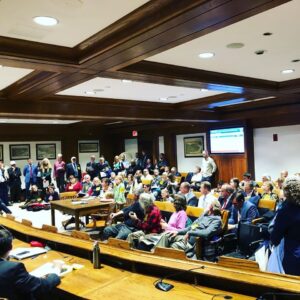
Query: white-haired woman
270,176,300,276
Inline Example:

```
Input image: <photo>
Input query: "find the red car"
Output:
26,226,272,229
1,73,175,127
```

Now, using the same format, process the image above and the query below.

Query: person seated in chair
80,174,93,195
0,228,60,300
170,167,181,177
228,192,259,230
102,192,148,240
130,194,187,250
190,166,202,188
218,184,235,211
156,199,222,260
179,182,198,206
65,175,82,193
243,181,260,206
260,182,279,202
88,177,102,197
141,169,153,181
198,181,217,210
44,185,59,202
160,188,174,202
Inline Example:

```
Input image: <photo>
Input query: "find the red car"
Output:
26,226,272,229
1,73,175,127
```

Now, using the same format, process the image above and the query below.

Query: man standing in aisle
201,150,217,184
23,159,38,200
86,155,98,180
54,153,66,193
7,161,22,203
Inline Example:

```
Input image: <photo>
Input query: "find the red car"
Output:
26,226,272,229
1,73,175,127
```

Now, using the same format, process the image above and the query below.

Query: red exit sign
132,130,138,137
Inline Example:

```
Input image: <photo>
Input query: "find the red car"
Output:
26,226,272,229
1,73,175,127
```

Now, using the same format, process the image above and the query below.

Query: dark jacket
86,162,99,179
0,259,60,300
7,167,22,187
270,202,300,276
66,163,82,180
122,201,145,228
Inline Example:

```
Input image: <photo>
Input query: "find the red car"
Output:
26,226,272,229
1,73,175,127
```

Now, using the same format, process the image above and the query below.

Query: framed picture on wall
9,144,31,160
36,144,56,160
79,142,99,153
0,144,3,161
184,136,204,157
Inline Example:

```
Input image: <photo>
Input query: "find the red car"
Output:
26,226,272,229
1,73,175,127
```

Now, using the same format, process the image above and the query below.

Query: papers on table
9,247,47,260
30,261,73,278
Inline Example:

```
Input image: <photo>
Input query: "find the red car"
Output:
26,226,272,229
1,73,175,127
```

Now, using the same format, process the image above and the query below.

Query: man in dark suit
0,228,60,300
179,182,198,207
66,157,82,180
23,159,38,200
7,161,22,203
218,183,235,211
0,161,9,206
85,155,98,180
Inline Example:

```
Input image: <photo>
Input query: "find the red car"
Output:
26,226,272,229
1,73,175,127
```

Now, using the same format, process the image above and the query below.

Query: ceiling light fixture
226,43,244,49
33,16,59,26
198,52,215,59
200,88,208,92
53,121,59,124
159,97,168,101
122,79,132,83
263,32,273,36
281,69,295,74
84,91,96,95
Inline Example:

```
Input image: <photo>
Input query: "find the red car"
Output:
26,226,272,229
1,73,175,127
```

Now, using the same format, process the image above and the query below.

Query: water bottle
93,241,101,269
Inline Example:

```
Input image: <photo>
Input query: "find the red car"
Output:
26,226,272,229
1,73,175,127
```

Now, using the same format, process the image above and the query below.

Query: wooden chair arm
252,217,265,224
195,237,203,260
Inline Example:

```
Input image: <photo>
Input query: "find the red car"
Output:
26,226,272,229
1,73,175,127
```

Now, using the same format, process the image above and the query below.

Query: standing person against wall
201,150,217,184
0,161,9,206
23,159,38,200
54,154,66,193
7,161,22,203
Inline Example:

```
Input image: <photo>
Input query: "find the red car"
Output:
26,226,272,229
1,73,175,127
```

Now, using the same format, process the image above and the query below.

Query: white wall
78,140,100,170
254,124,300,180
1,140,61,187
124,138,138,160
158,136,165,154
176,133,206,172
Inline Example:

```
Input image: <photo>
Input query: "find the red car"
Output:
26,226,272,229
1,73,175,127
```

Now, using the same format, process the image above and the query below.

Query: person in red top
129,193,162,234
65,175,82,193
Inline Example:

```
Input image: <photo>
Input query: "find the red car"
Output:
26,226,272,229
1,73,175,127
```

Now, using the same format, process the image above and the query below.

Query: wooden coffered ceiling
0,0,299,127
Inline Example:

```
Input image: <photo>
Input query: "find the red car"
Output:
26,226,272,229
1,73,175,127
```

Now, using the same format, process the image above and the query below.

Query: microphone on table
256,292,300,300
154,266,205,291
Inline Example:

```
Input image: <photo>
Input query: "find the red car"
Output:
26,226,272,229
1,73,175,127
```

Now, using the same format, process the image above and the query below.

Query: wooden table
51,199,112,230
11,239,255,300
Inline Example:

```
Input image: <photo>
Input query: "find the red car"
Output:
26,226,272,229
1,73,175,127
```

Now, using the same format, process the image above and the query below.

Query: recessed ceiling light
159,97,168,101
263,32,273,36
33,16,58,26
281,69,295,74
226,43,244,49
122,79,132,83
84,91,95,95
198,52,215,59
200,88,208,92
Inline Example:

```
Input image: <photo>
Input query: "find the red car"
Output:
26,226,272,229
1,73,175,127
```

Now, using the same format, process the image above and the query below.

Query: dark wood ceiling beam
0,98,220,123
118,61,279,95
221,102,300,120
84,0,290,72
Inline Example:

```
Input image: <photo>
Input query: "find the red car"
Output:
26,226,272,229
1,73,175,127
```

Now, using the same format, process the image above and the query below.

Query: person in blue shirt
228,192,259,230
23,159,38,200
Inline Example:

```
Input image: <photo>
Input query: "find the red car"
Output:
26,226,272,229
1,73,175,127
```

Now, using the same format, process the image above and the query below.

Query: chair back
258,198,276,211
256,187,263,194
256,181,263,188
42,224,58,233
6,214,15,221
21,219,32,227
185,206,203,218
60,191,77,200
221,210,229,232
126,193,136,206
175,176,182,184
193,192,202,198
141,179,152,185
71,230,90,241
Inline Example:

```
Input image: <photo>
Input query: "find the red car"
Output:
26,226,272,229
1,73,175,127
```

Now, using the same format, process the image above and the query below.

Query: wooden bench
42,224,58,233
218,256,260,272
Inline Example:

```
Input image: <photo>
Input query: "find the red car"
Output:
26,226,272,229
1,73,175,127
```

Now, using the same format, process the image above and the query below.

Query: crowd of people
0,150,299,277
